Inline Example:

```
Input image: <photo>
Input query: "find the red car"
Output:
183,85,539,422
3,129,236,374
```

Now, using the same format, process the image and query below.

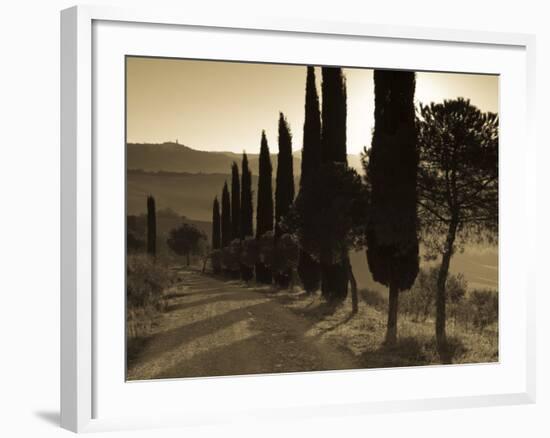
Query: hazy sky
126,57,498,155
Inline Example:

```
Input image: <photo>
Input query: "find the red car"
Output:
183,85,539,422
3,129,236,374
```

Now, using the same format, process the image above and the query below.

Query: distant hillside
127,170,256,222
127,142,364,175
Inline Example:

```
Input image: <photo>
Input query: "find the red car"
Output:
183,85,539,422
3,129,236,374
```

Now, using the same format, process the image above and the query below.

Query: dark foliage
293,163,368,306
274,113,295,287
211,197,221,273
221,182,231,248
297,66,322,293
167,223,206,266
321,67,347,164
240,236,257,282
240,152,254,280
212,197,221,250
240,152,254,239
364,70,419,345
319,67,348,300
146,195,156,257
275,113,295,235
231,162,241,241
416,98,498,351
300,66,322,186
256,131,274,283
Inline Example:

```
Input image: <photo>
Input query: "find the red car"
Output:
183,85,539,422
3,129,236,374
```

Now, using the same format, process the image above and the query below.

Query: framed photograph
61,5,536,433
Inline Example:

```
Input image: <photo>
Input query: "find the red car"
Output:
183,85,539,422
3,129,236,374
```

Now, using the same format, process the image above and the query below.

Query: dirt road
127,269,358,380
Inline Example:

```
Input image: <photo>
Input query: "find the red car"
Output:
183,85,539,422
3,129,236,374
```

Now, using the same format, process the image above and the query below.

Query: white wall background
0,0,546,436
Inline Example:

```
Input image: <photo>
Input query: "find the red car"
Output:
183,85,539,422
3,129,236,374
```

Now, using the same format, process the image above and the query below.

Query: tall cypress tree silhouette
274,113,295,287
146,195,156,257
211,196,222,274
240,152,253,239
365,70,419,345
240,152,254,281
212,197,221,250
321,67,347,164
275,113,294,234
320,67,348,301
231,162,241,241
221,182,231,248
298,66,322,293
256,131,274,283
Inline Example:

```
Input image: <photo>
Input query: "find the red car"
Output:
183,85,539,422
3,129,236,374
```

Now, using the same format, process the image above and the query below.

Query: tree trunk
320,241,332,300
345,255,358,314
436,220,458,355
186,252,190,266
422,295,433,322
386,280,399,345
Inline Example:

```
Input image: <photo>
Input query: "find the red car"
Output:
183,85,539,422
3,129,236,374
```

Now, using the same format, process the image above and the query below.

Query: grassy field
272,287,498,368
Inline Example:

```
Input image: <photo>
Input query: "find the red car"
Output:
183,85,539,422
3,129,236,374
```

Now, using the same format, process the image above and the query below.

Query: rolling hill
127,142,364,175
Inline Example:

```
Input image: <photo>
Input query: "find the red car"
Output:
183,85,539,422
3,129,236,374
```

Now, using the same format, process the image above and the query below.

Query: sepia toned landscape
126,57,498,380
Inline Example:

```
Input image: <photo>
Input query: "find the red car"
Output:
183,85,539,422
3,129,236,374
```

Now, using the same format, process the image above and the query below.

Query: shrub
273,233,300,275
126,254,173,309
458,289,498,332
400,267,466,322
211,249,222,274
240,236,258,269
258,231,275,268
360,288,387,310
222,239,241,276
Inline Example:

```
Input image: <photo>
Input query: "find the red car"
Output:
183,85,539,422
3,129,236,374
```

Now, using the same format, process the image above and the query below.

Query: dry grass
126,255,180,351
273,288,498,369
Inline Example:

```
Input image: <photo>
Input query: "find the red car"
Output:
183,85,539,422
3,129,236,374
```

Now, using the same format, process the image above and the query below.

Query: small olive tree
166,223,206,266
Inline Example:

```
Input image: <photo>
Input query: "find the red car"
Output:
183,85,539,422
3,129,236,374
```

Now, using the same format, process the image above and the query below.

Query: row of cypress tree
210,65,421,346
210,66,358,301
211,112,295,285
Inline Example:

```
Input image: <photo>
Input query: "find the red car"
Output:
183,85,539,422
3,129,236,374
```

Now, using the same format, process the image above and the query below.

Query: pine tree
212,197,221,250
320,67,348,301
365,70,419,345
146,195,156,257
416,99,497,355
256,131,274,283
231,162,241,241
240,152,254,281
297,66,322,293
221,182,231,248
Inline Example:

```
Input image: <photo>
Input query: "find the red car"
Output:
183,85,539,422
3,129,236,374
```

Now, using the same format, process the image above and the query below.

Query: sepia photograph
125,57,498,381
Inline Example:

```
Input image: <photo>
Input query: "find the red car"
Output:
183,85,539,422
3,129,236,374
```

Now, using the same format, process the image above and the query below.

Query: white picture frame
60,4,536,433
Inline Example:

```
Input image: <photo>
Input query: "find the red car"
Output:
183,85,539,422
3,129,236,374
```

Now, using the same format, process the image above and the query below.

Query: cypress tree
146,195,156,257
256,131,274,283
221,182,231,248
212,197,221,250
274,113,295,287
320,67,348,301
365,70,419,345
275,113,295,235
240,152,253,240
240,152,254,281
298,66,322,293
231,162,241,241
321,67,347,164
